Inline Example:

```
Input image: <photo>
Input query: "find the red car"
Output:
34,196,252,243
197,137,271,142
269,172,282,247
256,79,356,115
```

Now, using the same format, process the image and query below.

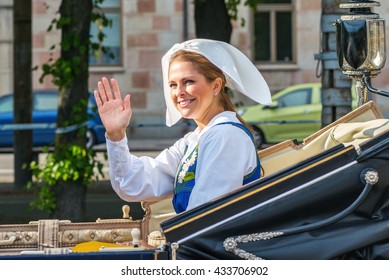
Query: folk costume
106,39,272,213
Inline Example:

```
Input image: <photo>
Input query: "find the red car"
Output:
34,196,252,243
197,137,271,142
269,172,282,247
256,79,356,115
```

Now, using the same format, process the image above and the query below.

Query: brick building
1,0,388,138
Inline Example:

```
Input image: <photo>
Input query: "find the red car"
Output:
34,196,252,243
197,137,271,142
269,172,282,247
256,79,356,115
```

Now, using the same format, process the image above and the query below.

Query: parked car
238,83,356,148
0,90,106,149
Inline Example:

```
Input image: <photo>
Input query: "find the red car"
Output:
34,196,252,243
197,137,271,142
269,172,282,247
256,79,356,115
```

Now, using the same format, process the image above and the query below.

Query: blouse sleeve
186,124,258,210
106,135,185,202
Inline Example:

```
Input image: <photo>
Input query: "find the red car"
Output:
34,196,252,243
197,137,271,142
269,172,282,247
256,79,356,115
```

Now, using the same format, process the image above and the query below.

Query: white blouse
106,111,259,211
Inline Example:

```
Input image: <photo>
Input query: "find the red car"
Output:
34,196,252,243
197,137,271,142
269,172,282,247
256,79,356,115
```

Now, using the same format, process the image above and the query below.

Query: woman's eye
169,83,177,88
185,80,194,85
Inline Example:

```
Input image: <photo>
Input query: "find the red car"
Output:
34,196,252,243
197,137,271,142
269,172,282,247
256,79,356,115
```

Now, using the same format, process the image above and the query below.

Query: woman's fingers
94,90,103,107
95,77,123,106
102,77,113,101
123,94,132,112
111,78,122,101
97,79,108,103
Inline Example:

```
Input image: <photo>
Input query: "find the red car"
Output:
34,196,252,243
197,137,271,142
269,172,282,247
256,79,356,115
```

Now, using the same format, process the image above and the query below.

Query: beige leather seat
259,101,385,176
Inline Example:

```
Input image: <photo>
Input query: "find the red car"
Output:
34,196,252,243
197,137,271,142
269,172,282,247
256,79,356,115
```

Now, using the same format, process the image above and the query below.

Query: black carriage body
161,130,389,260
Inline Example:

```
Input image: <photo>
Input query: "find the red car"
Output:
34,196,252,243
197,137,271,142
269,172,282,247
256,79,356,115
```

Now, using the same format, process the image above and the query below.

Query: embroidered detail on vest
172,145,198,213
176,145,198,187
172,122,260,213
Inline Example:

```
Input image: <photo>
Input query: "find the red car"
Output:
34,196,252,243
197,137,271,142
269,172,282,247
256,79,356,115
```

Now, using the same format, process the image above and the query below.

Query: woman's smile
178,98,194,108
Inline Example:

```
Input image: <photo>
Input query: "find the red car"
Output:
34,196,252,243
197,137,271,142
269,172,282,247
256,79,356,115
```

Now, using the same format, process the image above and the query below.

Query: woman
94,39,272,214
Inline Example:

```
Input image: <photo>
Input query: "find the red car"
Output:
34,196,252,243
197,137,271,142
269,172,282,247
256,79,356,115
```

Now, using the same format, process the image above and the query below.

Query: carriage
1,100,388,260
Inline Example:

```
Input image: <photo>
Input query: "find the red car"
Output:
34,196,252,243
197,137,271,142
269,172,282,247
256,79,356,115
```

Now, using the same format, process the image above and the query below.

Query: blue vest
172,122,261,213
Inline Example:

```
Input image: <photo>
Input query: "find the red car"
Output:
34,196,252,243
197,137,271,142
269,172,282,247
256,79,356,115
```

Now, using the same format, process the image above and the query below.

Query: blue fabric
172,145,198,213
172,122,261,213
172,191,192,214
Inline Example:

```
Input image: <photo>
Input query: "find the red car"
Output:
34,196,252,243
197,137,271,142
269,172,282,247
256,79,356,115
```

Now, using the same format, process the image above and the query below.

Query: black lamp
336,0,389,106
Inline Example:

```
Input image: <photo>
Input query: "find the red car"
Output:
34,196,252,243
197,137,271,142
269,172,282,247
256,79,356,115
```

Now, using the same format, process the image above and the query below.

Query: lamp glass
368,19,386,69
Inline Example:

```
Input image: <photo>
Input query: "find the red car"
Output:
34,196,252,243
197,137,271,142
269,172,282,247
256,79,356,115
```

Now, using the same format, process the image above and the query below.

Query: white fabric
161,38,272,126
106,111,258,211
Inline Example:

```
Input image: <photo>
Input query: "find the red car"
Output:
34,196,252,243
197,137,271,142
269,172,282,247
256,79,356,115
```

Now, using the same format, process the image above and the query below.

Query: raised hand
94,77,132,141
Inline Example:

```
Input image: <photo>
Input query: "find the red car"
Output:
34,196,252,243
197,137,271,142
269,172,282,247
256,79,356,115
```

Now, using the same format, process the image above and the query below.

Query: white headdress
161,38,272,127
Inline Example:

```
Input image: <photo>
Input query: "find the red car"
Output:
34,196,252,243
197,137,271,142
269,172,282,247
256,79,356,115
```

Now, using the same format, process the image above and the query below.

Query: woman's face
168,59,222,127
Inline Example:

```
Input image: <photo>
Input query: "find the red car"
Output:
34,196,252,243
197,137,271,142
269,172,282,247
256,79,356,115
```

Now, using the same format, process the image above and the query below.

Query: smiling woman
94,39,272,214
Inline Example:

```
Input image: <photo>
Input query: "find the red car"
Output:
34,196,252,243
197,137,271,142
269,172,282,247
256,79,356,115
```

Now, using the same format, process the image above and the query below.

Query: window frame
251,1,296,66
89,1,123,68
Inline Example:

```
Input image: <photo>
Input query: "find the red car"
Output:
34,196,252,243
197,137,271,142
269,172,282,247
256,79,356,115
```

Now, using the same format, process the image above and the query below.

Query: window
34,92,58,111
253,0,294,63
277,89,311,107
89,0,121,66
0,95,13,113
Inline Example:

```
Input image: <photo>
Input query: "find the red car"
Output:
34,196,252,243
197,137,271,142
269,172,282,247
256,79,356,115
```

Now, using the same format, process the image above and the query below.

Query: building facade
1,0,389,138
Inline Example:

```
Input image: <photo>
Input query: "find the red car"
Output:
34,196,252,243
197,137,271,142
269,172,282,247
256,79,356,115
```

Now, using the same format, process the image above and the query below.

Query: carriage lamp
336,0,389,106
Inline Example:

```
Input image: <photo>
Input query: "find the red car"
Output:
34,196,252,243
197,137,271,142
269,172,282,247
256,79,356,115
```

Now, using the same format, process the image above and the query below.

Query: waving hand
94,77,132,141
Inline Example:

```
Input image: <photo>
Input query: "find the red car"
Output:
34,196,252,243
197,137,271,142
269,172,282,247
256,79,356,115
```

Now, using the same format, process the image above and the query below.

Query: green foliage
38,13,86,90
26,145,106,213
225,0,242,20
38,0,113,90
29,0,111,214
